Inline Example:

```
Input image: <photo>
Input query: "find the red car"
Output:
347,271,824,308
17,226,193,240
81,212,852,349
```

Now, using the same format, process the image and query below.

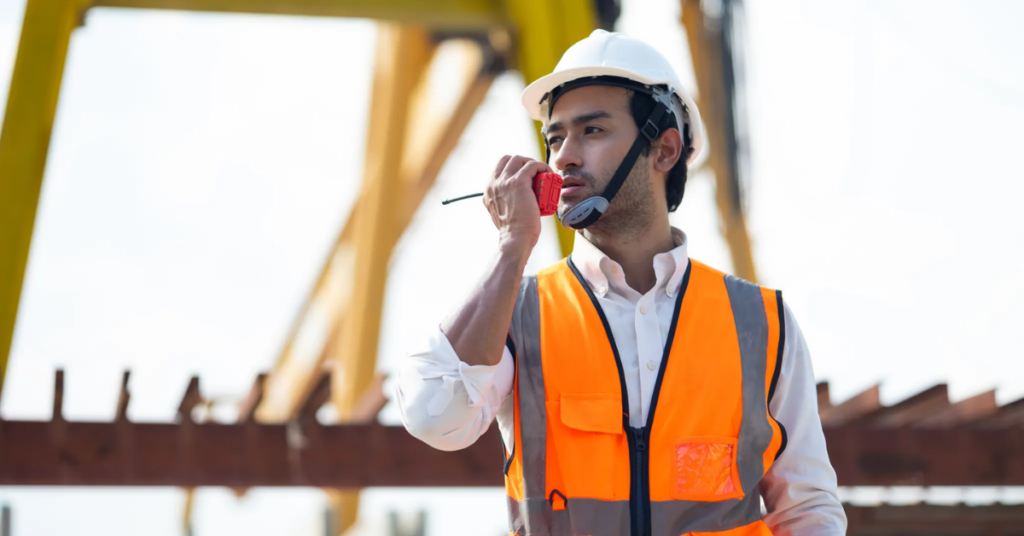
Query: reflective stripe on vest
499,258,786,536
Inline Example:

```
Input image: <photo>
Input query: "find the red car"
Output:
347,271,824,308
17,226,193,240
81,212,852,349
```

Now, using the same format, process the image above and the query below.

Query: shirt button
599,286,607,295
639,305,647,315
666,287,673,296
647,361,656,371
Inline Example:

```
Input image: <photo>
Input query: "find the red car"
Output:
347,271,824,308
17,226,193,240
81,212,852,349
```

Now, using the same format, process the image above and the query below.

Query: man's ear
653,128,683,173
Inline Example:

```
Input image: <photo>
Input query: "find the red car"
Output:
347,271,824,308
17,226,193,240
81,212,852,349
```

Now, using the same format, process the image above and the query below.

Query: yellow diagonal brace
506,0,598,257
331,25,430,415
92,0,502,29
256,38,495,425
0,0,87,399
681,0,758,282
250,29,496,535
324,25,432,536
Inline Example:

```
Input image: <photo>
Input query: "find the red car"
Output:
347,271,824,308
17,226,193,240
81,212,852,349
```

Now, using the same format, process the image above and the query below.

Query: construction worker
396,30,846,535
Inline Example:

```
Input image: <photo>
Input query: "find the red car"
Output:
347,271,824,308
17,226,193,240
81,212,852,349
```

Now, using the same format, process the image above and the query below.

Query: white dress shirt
395,229,847,535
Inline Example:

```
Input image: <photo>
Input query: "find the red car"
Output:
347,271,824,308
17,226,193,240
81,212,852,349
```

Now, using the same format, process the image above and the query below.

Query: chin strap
555,88,674,229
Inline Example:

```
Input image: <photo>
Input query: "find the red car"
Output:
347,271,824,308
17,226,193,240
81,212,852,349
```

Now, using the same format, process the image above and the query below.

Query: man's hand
483,155,552,254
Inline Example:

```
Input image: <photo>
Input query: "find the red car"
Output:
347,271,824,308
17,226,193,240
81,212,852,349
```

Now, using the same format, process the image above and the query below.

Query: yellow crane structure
0,0,756,533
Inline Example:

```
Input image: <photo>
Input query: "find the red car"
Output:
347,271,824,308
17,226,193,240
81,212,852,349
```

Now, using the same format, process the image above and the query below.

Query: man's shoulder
534,257,571,279
689,258,780,294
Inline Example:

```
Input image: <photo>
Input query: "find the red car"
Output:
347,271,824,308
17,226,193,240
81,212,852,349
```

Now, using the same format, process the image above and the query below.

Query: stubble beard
580,157,657,243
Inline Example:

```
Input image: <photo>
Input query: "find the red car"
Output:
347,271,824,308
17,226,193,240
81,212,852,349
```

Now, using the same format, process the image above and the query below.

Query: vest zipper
565,257,691,536
631,427,648,536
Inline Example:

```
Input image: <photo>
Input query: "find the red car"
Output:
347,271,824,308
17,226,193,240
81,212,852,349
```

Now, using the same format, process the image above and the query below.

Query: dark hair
628,90,694,212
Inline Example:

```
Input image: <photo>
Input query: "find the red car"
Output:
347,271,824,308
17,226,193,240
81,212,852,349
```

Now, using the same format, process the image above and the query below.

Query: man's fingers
511,160,552,183
492,155,513,179
499,155,533,181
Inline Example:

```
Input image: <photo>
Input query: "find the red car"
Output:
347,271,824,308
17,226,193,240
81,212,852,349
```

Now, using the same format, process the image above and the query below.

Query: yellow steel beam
252,29,496,535
0,0,88,400
332,23,431,413
256,37,496,425
91,0,502,28
506,0,598,257
323,25,433,533
680,0,758,282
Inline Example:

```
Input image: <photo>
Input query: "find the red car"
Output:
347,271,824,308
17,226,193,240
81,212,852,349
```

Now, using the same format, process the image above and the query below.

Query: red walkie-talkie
442,172,563,216
532,171,563,216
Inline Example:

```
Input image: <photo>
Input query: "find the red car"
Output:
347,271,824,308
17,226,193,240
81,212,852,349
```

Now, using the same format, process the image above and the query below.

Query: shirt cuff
409,327,503,416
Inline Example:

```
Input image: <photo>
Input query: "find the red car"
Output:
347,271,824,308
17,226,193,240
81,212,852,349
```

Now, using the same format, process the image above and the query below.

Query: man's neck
581,215,675,295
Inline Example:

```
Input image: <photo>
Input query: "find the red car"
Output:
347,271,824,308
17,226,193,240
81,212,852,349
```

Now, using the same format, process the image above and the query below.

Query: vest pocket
546,393,624,500
672,437,744,501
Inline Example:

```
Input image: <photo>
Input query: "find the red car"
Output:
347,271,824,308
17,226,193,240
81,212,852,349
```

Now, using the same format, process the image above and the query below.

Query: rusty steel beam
2,422,1024,487
115,371,131,422
915,389,997,428
845,504,1024,535
297,372,331,423
819,384,881,428
980,396,1024,428
857,384,949,428
236,373,266,424
0,421,503,487
348,375,387,424
816,382,830,413
824,427,1024,487
176,376,202,423
52,369,65,421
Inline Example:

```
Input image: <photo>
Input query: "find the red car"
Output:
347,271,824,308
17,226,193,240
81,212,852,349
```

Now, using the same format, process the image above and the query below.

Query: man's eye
585,126,602,134
547,136,563,145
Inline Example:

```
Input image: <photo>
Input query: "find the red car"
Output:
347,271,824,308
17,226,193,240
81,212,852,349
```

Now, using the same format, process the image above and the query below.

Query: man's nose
552,135,583,172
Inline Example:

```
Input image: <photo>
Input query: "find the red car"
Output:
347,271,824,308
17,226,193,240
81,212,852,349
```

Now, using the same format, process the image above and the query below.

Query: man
396,30,846,536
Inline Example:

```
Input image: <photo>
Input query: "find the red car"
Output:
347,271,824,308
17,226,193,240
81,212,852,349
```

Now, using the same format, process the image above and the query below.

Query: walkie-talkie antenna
440,172,562,216
441,192,483,205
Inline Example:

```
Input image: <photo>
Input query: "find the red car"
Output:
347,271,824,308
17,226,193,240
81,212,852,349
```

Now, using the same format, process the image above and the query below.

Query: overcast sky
1,0,1023,534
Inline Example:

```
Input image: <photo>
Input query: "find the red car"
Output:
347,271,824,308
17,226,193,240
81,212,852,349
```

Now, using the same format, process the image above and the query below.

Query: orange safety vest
498,257,787,536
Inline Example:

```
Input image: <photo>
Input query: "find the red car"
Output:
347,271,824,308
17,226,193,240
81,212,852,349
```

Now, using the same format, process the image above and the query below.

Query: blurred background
0,0,1023,534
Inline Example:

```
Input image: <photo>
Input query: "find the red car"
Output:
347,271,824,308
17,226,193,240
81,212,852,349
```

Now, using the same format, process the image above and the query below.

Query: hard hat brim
521,66,705,165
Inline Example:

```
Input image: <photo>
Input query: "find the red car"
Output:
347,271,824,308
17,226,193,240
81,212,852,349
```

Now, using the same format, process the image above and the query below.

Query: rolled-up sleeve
760,304,847,535
394,327,514,451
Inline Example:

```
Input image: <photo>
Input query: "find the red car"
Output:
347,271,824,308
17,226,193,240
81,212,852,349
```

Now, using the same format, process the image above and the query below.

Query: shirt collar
570,227,690,299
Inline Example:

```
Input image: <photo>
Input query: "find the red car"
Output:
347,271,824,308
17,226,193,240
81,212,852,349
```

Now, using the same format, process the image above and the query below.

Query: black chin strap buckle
641,119,661,141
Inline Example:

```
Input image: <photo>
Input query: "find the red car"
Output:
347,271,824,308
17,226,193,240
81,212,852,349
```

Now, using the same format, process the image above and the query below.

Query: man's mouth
560,176,587,196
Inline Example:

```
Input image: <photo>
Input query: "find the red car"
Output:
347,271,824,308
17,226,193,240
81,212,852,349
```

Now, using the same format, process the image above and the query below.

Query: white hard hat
521,29,704,165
